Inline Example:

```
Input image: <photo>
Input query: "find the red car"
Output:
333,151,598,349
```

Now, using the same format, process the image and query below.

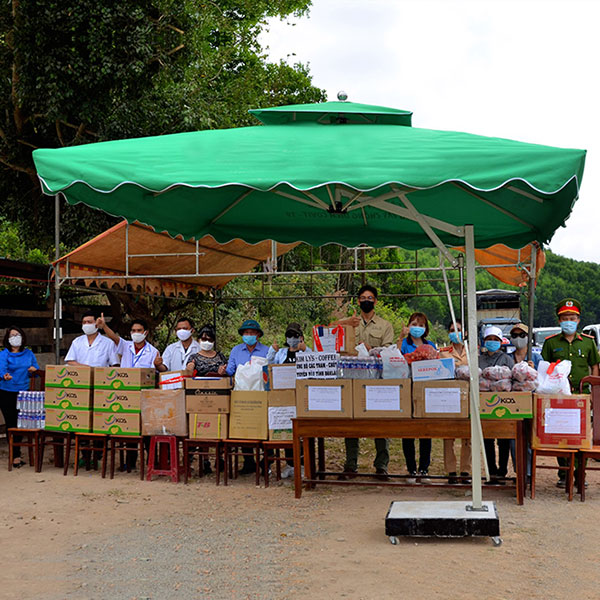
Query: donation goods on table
15,326,592,455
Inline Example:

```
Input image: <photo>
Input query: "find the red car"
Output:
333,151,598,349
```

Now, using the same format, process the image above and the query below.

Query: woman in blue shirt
398,312,437,483
0,326,39,468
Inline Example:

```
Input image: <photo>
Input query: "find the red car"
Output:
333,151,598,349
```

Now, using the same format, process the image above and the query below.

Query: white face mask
512,336,528,349
82,323,97,336
8,335,22,348
176,329,192,341
199,340,214,351
131,332,146,344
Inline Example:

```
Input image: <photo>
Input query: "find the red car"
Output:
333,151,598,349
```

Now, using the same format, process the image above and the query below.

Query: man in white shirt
155,317,201,372
97,315,159,369
65,311,119,367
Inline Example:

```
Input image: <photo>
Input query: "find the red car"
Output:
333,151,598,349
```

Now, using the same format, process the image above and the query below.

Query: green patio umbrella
33,99,586,510
32,100,585,250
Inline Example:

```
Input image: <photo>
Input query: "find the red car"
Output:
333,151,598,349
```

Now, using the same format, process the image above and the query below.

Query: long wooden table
292,418,528,505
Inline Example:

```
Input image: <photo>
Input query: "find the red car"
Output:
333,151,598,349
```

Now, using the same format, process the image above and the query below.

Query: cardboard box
141,389,187,436
93,410,141,436
229,391,269,440
312,325,356,355
44,388,92,410
352,379,412,419
411,358,455,382
93,389,141,413
188,413,228,440
94,367,156,390
295,379,353,418
268,390,296,440
532,394,591,449
412,380,469,418
45,365,93,389
184,378,231,413
262,364,297,391
45,407,91,432
480,392,533,419
185,377,233,391
159,370,191,390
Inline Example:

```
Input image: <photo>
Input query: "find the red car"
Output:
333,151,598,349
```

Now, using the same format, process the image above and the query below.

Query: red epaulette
581,333,595,339
546,332,561,339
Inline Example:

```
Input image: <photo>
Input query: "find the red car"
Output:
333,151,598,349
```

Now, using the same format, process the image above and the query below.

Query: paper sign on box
411,358,455,381
295,352,339,380
295,379,353,418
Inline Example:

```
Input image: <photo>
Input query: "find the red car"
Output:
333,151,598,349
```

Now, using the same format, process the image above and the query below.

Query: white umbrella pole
465,224,485,509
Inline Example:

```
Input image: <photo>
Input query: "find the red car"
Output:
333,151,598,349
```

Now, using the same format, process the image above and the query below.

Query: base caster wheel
389,536,399,545
492,536,503,547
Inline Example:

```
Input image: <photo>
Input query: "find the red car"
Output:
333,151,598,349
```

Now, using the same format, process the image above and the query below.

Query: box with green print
93,367,155,390
45,388,92,410
94,389,141,412
45,407,91,432
45,365,93,389
480,392,533,419
93,410,141,435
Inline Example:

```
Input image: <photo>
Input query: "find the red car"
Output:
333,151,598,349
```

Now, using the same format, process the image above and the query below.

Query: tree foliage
0,0,325,252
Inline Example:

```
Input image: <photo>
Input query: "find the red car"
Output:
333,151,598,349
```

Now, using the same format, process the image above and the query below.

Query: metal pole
458,254,465,328
527,244,537,361
54,194,61,364
465,225,484,509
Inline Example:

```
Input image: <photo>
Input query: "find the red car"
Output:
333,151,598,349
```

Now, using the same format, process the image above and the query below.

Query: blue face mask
560,320,578,335
485,340,501,353
409,326,426,339
449,331,462,344
243,335,257,346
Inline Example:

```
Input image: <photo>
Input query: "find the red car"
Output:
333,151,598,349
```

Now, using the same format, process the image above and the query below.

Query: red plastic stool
146,435,182,482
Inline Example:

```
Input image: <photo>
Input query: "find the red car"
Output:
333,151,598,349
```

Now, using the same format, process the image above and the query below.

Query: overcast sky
262,0,597,262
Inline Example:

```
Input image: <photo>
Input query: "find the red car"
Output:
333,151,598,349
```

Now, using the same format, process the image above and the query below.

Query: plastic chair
146,435,183,483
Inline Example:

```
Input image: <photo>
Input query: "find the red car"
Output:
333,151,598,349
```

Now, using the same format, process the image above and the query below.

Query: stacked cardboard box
93,368,155,435
412,380,469,418
141,389,188,436
186,377,232,440
229,391,269,440
268,390,296,440
480,392,533,419
44,366,93,432
532,393,591,449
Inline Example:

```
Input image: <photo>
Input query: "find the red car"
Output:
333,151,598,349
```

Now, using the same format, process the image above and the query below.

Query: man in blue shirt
218,319,269,376
219,319,268,475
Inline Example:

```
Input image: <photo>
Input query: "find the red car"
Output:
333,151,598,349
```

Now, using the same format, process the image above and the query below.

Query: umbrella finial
337,90,348,102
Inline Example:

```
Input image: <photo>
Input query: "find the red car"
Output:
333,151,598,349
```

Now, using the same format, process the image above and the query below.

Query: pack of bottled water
16,391,46,429
336,356,382,379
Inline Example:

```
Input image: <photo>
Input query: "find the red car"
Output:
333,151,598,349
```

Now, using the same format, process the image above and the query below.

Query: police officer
541,298,600,487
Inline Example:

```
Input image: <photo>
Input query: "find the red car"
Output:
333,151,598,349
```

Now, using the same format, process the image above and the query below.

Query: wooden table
292,418,528,505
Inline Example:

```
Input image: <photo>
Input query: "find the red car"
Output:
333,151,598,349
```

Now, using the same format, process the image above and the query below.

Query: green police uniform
541,332,600,392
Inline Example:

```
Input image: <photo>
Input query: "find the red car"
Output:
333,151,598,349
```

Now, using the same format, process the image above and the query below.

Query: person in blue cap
218,319,269,376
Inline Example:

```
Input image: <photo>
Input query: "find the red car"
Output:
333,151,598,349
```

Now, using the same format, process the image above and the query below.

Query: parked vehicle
476,289,522,351
582,324,600,351
532,326,562,356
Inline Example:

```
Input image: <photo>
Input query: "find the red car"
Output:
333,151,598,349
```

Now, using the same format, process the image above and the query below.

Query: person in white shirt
65,311,119,367
97,315,159,369
155,317,201,372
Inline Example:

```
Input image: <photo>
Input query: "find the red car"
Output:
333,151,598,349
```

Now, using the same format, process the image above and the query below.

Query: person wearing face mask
0,326,39,468
186,324,227,376
508,323,540,369
541,299,600,488
98,316,159,369
439,320,471,484
398,312,437,483
218,319,268,377
267,322,312,365
65,311,119,367
336,285,395,481
479,325,515,484
157,317,201,373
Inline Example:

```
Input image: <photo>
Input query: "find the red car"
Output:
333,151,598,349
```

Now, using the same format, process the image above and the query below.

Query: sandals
12,459,25,469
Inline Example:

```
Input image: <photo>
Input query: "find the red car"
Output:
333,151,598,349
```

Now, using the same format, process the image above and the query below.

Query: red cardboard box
532,394,591,449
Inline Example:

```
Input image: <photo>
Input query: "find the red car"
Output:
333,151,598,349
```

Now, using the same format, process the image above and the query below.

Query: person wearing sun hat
509,322,541,369
542,298,600,489
218,319,268,377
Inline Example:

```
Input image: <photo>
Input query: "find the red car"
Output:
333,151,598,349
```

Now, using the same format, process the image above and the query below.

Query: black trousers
402,438,432,473
484,438,512,477
0,390,21,458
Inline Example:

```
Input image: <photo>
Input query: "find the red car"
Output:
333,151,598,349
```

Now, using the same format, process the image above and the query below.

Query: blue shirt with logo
0,348,39,392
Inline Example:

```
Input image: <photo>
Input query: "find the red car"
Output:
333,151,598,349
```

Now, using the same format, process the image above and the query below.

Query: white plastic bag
234,356,268,391
355,343,370,358
537,360,571,395
380,345,410,379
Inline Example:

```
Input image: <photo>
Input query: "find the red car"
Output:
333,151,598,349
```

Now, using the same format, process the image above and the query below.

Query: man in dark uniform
541,298,600,487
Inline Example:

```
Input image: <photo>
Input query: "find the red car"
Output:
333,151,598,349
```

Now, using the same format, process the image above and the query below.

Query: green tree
0,1,325,252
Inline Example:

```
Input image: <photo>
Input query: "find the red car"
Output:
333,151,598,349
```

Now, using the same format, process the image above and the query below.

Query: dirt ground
1,437,599,600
